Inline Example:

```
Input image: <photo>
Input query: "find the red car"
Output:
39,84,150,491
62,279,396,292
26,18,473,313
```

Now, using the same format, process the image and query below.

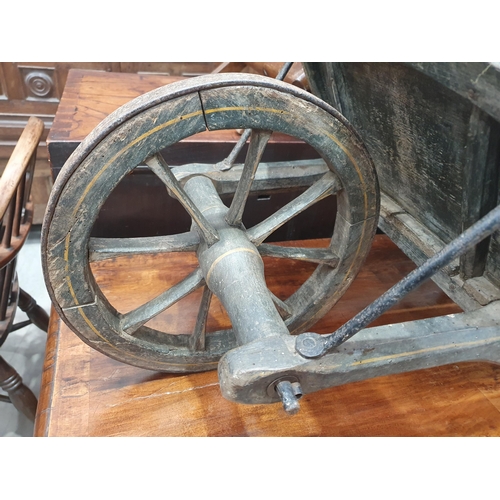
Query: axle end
276,380,302,415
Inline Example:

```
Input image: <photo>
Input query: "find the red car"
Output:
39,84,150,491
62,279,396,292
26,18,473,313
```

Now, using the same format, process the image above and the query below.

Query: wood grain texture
319,62,500,316
34,307,59,435
33,235,500,437
0,116,43,219
46,70,325,243
406,62,500,124
0,64,221,223
47,70,315,171
328,62,470,243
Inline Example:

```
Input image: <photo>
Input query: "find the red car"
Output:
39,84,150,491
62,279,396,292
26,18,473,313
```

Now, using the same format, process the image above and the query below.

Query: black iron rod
276,62,294,81
296,202,500,358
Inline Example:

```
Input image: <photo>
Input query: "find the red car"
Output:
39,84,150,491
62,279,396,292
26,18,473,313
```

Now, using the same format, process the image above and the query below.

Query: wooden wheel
42,73,379,372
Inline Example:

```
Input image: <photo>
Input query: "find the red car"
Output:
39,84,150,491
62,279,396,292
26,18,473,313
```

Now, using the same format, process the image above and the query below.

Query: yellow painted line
324,131,368,219
351,336,500,366
64,239,110,344
204,106,289,115
63,287,213,368
206,106,371,303
321,128,370,303
73,304,205,369
64,109,207,361
75,302,107,339
200,204,223,214
71,110,204,219
63,232,81,308
64,276,80,308
206,247,260,285
64,233,71,273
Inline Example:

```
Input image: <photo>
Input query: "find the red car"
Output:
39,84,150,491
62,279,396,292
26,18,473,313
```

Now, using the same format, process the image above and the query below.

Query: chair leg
0,355,37,422
18,288,49,333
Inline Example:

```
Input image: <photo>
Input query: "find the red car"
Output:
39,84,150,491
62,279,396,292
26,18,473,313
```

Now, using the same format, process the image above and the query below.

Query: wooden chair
0,116,49,422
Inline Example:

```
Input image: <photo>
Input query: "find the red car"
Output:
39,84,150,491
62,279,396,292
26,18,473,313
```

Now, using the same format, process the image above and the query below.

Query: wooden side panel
485,186,500,287
321,62,500,304
460,109,500,279
407,62,500,124
330,62,472,243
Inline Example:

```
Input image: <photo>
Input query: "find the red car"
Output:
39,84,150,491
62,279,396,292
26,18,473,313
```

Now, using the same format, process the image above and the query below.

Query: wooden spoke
188,285,213,351
247,171,339,245
225,129,272,226
145,154,219,246
89,232,200,262
213,63,292,172
259,244,339,268
269,291,293,320
121,268,205,335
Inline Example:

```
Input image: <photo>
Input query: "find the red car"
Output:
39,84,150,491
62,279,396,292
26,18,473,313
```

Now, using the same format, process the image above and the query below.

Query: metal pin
276,380,301,415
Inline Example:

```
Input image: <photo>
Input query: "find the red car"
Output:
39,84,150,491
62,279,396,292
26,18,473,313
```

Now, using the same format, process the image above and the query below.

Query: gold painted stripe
63,232,81,308
78,300,215,368
64,276,79,306
75,302,107,340
321,129,370,304
64,233,71,273
206,247,260,285
324,130,368,219
62,232,109,343
69,302,214,368
71,110,204,219
351,335,500,366
204,106,289,115
206,105,371,300
64,109,205,359
200,204,223,214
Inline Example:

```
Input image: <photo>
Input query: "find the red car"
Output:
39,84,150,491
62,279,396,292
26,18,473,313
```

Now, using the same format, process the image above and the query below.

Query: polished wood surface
47,70,317,173
35,235,500,436
0,117,43,222
0,63,222,223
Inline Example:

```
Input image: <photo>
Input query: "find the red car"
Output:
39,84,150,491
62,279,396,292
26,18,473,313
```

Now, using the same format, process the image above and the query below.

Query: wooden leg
0,355,37,421
18,288,49,333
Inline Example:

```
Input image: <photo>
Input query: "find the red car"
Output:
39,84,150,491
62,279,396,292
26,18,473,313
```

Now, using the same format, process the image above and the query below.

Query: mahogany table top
34,235,500,436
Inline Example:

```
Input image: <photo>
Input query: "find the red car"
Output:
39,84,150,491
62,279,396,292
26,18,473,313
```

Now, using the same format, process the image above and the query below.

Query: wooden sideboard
0,62,221,223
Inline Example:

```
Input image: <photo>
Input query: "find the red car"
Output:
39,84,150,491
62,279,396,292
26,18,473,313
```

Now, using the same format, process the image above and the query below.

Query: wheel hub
186,175,289,345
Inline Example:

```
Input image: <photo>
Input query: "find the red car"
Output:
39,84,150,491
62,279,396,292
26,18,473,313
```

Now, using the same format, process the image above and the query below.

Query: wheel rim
42,73,379,372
